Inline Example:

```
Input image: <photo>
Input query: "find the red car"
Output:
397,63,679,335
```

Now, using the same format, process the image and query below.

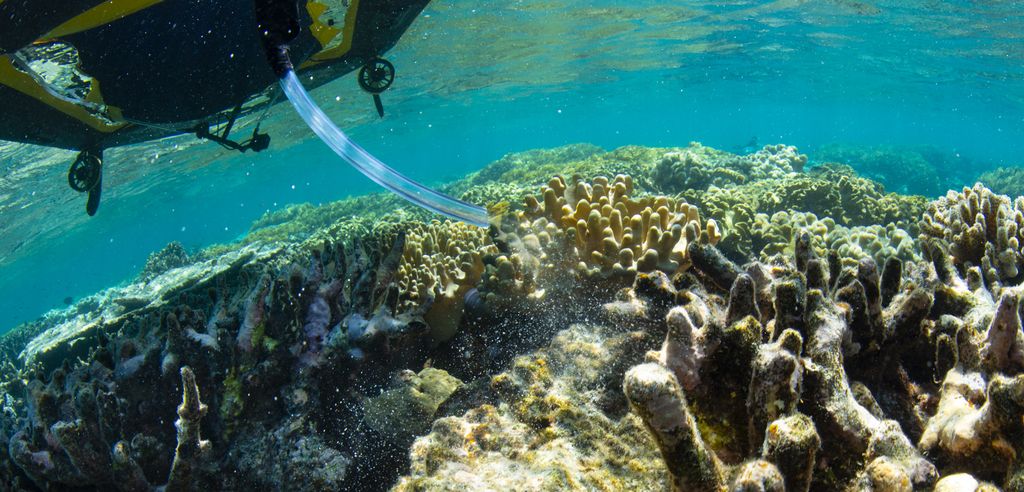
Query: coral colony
0,143,1022,491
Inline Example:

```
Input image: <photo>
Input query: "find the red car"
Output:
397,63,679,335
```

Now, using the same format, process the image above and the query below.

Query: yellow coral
391,220,498,341
518,175,719,280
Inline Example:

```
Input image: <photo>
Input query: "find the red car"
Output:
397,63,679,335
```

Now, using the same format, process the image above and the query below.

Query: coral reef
978,166,1024,199
814,143,944,197
139,241,191,281
751,210,919,267
0,214,488,490
395,323,665,491
814,143,991,198
6,364,208,491
679,163,927,264
689,164,927,231
1,142,1021,492
652,143,805,194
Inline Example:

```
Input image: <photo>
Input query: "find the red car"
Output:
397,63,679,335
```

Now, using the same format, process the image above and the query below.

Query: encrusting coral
751,210,920,269
651,143,805,194
362,368,464,449
686,164,927,237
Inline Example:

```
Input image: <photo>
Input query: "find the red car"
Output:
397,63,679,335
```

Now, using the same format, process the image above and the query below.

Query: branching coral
920,183,1024,290
624,363,725,492
688,164,926,234
919,367,1024,478
749,210,919,268
512,174,720,285
383,220,497,342
9,365,209,492
620,234,963,490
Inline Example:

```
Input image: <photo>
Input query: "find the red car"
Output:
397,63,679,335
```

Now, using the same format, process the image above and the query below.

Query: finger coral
920,183,1024,291
385,220,498,342
513,174,720,284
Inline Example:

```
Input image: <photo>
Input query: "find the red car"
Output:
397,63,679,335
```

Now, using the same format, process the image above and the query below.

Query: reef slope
0,143,1021,492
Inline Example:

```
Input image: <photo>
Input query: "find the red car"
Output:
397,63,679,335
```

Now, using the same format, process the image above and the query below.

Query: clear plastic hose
279,70,490,228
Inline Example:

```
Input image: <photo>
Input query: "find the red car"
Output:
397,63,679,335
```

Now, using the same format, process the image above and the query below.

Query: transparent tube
280,70,490,228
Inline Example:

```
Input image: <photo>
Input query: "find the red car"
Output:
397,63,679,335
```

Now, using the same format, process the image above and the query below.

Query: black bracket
358,57,395,117
195,105,271,153
68,148,103,216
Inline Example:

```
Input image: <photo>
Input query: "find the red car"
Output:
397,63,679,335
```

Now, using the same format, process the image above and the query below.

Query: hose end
255,0,300,78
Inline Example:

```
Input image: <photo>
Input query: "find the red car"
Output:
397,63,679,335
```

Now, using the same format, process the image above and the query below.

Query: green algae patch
220,366,246,428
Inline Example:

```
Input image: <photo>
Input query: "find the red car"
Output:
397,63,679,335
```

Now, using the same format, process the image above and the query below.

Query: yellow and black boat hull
0,0,429,150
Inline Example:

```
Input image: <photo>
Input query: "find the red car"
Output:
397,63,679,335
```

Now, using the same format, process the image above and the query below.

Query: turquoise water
1,0,1022,332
